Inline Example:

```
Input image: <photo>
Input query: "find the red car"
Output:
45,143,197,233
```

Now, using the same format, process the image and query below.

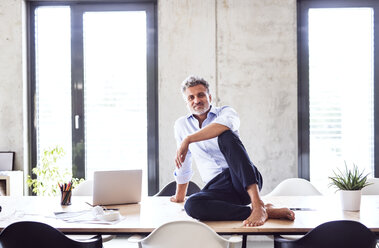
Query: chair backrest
155,181,201,196
361,178,379,195
266,178,322,196
274,220,377,248
136,220,241,248
73,180,94,196
0,221,102,248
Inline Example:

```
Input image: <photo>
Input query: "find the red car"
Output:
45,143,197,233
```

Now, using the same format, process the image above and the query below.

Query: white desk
0,195,379,235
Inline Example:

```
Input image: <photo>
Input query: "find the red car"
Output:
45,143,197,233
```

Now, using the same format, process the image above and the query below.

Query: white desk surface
0,195,378,234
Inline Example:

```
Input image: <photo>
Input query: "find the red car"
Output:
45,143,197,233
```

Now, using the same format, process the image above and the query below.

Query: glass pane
35,7,72,173
83,11,147,195
308,8,374,194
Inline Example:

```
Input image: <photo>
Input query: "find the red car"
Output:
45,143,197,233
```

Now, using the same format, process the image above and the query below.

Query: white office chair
362,178,379,195
128,220,242,248
72,179,94,196
264,178,322,241
71,179,115,243
265,178,322,196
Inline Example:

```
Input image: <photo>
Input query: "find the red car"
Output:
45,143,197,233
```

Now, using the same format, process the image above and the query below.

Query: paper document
54,210,125,225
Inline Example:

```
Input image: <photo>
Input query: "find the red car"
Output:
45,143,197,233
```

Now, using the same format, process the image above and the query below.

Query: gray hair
181,75,210,94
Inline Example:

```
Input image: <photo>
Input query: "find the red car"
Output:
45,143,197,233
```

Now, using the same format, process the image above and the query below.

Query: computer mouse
92,206,121,221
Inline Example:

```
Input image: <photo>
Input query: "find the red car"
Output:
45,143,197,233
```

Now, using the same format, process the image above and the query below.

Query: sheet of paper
54,210,125,225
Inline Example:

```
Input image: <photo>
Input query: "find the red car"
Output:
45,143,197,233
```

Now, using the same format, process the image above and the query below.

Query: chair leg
241,235,247,248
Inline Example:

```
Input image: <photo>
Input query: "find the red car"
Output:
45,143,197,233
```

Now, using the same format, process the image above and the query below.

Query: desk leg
242,234,247,248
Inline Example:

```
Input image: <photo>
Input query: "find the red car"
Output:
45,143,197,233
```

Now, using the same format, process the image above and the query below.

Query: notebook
93,169,142,206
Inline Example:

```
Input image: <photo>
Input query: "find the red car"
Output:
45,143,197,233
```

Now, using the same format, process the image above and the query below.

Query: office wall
0,0,24,172
158,0,297,194
0,0,297,195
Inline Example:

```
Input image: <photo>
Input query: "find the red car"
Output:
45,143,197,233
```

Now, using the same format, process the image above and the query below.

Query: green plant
27,146,84,196
329,162,371,191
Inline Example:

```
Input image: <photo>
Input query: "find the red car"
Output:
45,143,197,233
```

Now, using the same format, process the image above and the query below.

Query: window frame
297,0,379,179
27,0,159,195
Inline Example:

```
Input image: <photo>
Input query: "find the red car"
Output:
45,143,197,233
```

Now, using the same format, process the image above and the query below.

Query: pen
289,207,314,211
84,202,119,211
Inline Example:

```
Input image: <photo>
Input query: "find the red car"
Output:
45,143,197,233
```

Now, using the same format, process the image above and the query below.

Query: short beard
188,105,210,116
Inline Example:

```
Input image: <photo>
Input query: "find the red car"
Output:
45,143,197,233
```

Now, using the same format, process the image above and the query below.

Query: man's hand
170,182,188,203
174,124,229,169
170,195,185,203
175,137,190,168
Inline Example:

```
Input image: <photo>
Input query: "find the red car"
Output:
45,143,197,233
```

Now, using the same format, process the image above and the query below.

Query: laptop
93,169,142,206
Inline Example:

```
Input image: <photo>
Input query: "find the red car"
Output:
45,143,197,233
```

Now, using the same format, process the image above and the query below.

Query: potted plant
27,146,83,196
329,162,371,211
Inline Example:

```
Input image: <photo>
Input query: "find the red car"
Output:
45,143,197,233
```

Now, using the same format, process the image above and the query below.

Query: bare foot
265,203,295,220
243,203,268,227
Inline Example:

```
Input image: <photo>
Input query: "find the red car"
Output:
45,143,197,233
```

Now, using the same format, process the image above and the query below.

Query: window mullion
374,6,379,178
71,6,86,179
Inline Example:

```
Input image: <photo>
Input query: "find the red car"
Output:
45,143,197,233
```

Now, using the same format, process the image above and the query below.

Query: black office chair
155,181,201,196
274,220,377,248
0,221,103,248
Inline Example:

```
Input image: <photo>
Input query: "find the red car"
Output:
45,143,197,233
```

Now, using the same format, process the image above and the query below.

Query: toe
288,212,295,220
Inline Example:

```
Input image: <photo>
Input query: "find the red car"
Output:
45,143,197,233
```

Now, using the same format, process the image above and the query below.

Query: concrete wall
0,0,297,195
158,0,297,194
0,0,24,172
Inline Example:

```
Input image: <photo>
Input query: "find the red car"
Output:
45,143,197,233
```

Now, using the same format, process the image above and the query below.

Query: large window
28,2,158,195
298,0,379,193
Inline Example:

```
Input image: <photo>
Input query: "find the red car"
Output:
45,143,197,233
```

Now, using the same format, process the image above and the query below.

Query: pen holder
60,190,72,206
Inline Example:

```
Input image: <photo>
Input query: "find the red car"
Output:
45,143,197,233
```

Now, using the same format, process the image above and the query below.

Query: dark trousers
184,130,263,221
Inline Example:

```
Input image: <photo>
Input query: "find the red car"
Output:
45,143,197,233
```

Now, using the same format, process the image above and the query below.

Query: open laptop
93,169,142,206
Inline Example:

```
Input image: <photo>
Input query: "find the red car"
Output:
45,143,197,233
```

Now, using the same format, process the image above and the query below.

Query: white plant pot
339,190,361,211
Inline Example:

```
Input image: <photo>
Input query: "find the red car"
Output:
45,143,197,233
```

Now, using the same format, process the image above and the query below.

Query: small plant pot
339,190,361,211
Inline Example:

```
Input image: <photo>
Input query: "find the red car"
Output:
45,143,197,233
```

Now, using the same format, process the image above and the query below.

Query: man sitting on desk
171,75,295,226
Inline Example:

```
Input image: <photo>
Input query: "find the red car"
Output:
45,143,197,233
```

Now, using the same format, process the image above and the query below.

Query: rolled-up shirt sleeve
173,150,193,184
212,106,240,132
173,120,193,184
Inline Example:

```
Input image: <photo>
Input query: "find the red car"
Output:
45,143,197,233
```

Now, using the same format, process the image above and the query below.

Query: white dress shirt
173,105,240,184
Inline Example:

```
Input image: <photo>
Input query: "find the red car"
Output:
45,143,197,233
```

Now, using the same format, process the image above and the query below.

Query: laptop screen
92,169,142,206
